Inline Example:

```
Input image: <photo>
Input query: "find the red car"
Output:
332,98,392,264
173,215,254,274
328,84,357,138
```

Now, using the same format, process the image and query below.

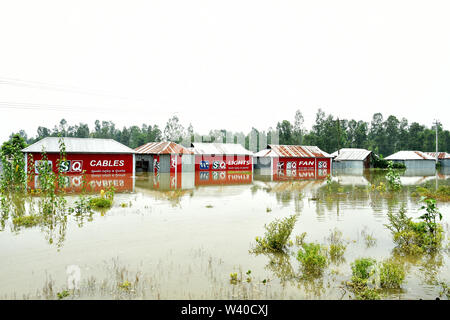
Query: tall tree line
7,110,450,156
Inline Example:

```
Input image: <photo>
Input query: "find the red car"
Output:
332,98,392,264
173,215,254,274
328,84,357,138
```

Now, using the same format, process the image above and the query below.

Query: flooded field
0,169,449,300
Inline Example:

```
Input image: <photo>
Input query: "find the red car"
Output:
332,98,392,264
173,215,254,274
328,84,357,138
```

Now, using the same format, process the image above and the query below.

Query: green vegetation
12,214,41,228
385,161,402,191
56,290,70,300
346,258,380,300
379,260,405,289
411,185,450,202
385,204,443,255
7,108,450,155
118,280,132,290
296,242,328,276
89,186,115,209
229,272,239,285
327,228,347,263
252,214,298,253
351,258,376,283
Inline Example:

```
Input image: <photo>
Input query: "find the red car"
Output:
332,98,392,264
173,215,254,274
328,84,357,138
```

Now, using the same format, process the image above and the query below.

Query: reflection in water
0,167,449,299
28,173,135,194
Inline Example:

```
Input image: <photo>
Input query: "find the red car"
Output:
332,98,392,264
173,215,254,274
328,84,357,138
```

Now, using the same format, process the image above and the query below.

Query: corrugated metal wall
182,154,195,172
333,161,364,170
392,160,435,170
159,154,171,173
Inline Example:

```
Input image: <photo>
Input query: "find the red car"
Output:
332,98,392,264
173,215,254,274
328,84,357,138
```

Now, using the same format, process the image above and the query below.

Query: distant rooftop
331,148,373,161
255,145,332,158
385,151,435,160
135,141,192,155
22,137,135,154
426,152,450,159
190,143,253,155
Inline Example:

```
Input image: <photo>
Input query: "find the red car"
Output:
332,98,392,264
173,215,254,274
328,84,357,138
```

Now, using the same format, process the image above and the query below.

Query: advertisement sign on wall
28,153,134,174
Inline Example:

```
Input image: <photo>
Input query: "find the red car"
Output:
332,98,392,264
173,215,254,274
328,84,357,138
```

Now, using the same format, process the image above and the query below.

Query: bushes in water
12,214,41,227
379,260,405,289
385,203,443,254
347,257,380,300
296,242,328,276
411,185,450,202
252,214,298,253
89,186,115,209
351,258,376,283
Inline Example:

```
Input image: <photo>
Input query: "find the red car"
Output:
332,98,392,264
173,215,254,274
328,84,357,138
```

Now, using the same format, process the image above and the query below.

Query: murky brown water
0,169,449,299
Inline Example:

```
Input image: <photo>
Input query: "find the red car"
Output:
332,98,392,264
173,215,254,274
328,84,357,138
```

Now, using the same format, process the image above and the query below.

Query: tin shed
190,143,253,172
134,141,194,174
254,144,332,179
331,148,374,169
385,151,435,170
426,152,450,167
22,137,135,175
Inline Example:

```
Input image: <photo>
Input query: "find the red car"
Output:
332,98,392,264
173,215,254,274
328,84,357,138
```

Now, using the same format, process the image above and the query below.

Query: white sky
1,0,449,143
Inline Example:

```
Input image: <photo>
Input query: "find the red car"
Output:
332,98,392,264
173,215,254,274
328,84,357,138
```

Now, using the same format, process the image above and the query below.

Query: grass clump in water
89,187,115,209
296,242,328,277
251,214,298,253
12,214,41,228
327,228,347,263
346,257,380,300
379,260,405,289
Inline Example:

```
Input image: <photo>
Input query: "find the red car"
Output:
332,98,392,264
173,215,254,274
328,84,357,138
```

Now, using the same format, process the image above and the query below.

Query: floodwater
0,168,449,299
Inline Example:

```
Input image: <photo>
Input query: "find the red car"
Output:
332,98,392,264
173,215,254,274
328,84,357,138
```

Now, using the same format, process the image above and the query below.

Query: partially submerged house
254,144,332,179
190,142,253,172
426,152,450,167
331,148,375,169
134,141,194,174
22,137,136,175
384,151,435,170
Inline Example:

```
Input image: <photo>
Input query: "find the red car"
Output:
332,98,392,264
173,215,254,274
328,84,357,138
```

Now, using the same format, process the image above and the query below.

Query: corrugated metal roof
331,148,372,161
22,137,135,154
426,152,450,159
385,151,435,160
135,142,192,154
257,145,332,158
190,143,254,155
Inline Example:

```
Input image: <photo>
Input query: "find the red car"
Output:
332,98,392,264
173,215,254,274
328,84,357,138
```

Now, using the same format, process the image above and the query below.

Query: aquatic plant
351,258,376,283
379,260,405,289
56,290,70,300
418,197,442,240
385,161,402,191
296,242,328,277
252,214,298,253
12,214,41,228
411,185,450,202
386,204,443,254
327,228,347,263
89,186,115,209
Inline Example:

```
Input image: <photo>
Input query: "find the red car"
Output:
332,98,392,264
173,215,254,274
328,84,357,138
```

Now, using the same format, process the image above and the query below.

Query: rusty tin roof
426,152,450,159
255,145,332,158
135,142,193,155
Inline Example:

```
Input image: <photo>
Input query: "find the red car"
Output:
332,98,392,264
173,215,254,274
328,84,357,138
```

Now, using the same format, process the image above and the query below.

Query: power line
0,101,179,115
0,76,146,102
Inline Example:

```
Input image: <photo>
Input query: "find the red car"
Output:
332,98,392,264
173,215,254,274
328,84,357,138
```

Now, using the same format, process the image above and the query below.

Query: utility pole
433,119,440,164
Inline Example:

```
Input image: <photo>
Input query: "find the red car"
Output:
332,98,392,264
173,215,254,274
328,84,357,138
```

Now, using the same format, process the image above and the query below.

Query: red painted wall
195,155,252,171
272,157,331,180
27,153,134,174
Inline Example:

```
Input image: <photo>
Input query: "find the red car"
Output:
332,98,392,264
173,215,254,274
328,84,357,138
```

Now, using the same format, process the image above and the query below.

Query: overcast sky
1,0,449,143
